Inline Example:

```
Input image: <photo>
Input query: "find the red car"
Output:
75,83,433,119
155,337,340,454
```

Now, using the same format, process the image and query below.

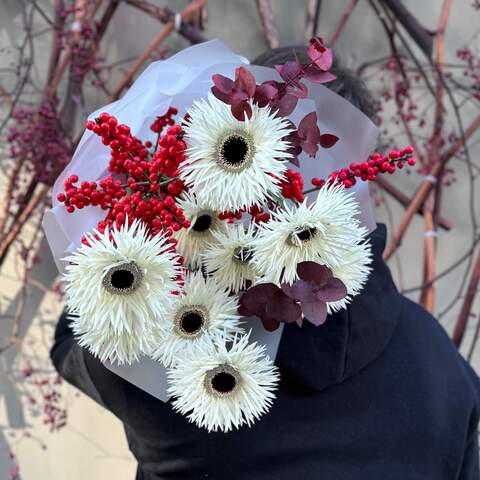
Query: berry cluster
280,169,305,202
218,204,270,224
218,209,244,223
311,146,416,189
151,125,187,178
150,107,178,134
102,192,189,236
85,113,148,175
57,175,126,213
58,110,191,241
7,99,71,186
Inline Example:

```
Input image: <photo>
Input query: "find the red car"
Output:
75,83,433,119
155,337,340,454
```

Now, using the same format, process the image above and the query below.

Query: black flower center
174,306,208,338
211,372,237,393
111,269,134,289
192,214,212,232
103,262,142,295
221,135,248,166
180,311,204,335
217,131,254,172
204,364,241,397
296,227,317,242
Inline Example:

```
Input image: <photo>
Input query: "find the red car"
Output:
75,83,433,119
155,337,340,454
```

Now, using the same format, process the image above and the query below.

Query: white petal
167,332,279,432
180,93,293,211
63,219,180,365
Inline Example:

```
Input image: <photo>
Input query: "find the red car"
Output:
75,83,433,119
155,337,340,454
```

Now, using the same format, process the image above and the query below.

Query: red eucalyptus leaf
212,74,235,95
301,139,318,158
298,112,322,157
301,300,328,326
277,94,298,116
303,66,336,84
285,81,308,99
240,283,280,317
266,289,302,324
231,101,252,121
211,85,231,104
298,112,320,139
284,129,302,159
282,279,318,303
316,277,348,302
319,133,339,149
297,261,332,286
275,60,302,83
261,317,281,332
307,38,333,71
254,82,278,107
237,304,251,317
236,66,257,97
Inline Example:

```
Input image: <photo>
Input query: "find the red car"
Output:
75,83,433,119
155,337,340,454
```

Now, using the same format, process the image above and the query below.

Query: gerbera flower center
233,246,254,264
102,261,143,295
192,214,213,232
174,305,209,338
216,131,255,172
288,226,318,247
204,364,241,397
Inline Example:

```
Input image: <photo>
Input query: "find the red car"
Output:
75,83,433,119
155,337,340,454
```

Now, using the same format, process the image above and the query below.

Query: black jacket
51,224,480,479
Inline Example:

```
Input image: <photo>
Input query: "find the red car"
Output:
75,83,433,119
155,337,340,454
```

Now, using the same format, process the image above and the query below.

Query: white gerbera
151,271,243,367
172,193,227,270
167,332,279,432
181,92,293,211
252,184,370,285
203,223,258,293
63,219,180,365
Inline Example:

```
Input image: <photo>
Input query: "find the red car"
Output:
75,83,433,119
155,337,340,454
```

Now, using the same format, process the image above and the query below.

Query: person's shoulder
394,294,480,408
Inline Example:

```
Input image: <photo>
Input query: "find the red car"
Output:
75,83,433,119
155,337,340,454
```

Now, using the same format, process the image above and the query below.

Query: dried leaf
266,290,302,324
282,279,318,303
301,300,328,326
319,133,339,149
236,66,256,98
297,111,321,157
316,278,348,302
277,94,298,117
303,66,337,84
307,38,333,71
297,261,332,286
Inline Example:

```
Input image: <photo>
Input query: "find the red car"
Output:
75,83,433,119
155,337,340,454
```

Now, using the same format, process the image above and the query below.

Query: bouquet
44,38,415,432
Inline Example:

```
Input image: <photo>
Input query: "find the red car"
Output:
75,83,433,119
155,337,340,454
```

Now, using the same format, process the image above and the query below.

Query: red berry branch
307,146,416,192
57,111,191,240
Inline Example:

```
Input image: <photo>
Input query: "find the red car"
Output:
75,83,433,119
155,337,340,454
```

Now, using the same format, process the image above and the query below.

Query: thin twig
108,0,207,102
453,248,480,347
383,113,480,261
328,0,359,47
255,0,279,49
305,0,321,42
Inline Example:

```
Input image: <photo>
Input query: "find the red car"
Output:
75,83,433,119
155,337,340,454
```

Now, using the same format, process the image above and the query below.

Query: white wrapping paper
42,39,378,402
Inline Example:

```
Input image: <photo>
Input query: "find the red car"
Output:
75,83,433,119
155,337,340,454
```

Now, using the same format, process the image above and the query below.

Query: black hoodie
51,224,480,479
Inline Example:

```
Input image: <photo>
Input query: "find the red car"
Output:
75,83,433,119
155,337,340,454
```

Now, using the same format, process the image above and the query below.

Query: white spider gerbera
252,184,370,285
151,271,243,367
203,223,258,293
167,332,279,432
172,193,227,270
63,219,180,365
180,92,293,211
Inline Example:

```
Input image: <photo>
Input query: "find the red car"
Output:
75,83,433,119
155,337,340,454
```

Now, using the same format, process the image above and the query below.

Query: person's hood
276,223,400,392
